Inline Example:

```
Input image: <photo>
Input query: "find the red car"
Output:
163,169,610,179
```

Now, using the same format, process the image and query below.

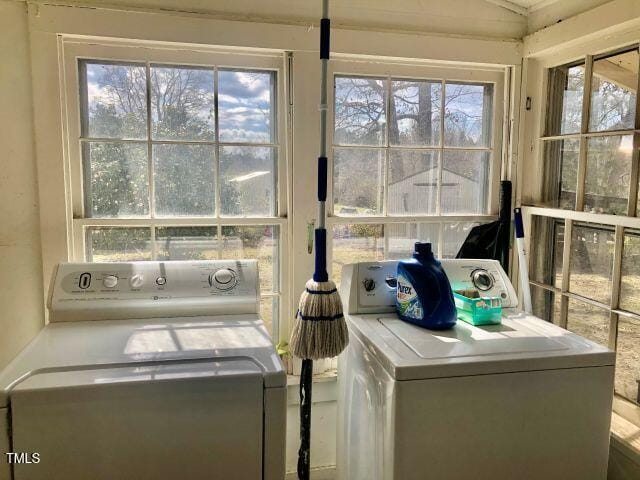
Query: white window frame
60,39,291,340
522,44,640,413
326,58,507,266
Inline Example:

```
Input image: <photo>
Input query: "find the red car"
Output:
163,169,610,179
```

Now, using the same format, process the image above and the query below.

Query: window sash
328,61,505,219
526,45,640,404
62,41,290,342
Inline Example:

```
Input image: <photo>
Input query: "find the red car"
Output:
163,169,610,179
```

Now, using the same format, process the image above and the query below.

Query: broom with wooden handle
289,1,349,478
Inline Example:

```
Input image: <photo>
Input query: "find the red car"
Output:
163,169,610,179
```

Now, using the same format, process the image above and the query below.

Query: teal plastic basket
453,290,502,326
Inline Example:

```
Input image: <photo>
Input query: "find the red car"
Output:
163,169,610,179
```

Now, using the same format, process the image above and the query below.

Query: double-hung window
63,42,288,335
527,46,640,405
327,60,505,283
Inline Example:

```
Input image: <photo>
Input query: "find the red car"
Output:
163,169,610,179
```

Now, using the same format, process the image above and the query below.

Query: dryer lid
0,314,285,407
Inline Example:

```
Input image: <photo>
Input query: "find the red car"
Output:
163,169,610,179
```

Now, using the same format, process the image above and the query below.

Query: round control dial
103,275,118,288
209,269,237,290
362,278,376,292
472,269,494,292
129,274,144,289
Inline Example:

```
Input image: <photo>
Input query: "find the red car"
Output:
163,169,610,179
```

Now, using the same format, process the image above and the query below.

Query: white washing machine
337,260,615,480
0,260,285,480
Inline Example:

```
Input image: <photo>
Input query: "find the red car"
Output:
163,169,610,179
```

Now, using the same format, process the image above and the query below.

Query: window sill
611,408,640,465
286,369,337,405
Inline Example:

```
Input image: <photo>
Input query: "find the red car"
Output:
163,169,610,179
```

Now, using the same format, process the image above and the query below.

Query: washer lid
346,310,615,381
0,314,285,407
380,317,566,359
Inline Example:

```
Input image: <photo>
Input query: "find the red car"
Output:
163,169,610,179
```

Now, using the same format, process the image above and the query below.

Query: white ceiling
509,0,554,8
71,0,613,39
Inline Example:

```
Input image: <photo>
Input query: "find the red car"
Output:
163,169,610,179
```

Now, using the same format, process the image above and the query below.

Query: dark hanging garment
456,181,512,272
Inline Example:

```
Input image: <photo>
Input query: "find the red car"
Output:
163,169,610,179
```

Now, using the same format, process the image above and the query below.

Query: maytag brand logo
5,452,40,464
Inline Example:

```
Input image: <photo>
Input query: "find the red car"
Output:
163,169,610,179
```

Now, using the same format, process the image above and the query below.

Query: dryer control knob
209,269,236,290
129,274,144,289
103,275,118,288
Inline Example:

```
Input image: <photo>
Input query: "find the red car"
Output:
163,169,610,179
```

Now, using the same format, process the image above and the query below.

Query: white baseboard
285,465,336,480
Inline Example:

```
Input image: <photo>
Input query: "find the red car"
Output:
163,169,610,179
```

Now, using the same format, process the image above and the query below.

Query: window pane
589,49,638,132
334,76,386,146
620,229,640,314
83,142,149,218
569,223,614,305
584,135,632,215
332,224,384,285
218,70,275,143
566,299,610,346
220,146,276,216
540,139,579,209
389,80,441,146
86,227,151,262
444,82,492,147
150,66,214,141
546,64,585,136
615,317,640,404
530,216,564,288
441,150,489,214
333,148,385,215
221,225,279,293
260,296,278,336
442,222,477,258
531,286,562,325
82,62,147,139
386,223,439,260
153,144,215,216
156,227,217,260
388,150,438,215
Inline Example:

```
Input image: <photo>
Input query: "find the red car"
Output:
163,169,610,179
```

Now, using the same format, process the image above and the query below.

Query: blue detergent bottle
396,242,457,330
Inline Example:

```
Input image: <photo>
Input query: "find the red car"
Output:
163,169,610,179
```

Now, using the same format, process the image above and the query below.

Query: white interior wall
0,0,44,370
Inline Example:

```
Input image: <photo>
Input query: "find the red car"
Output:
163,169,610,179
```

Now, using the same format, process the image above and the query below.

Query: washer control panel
340,259,518,315
441,259,518,308
48,260,259,322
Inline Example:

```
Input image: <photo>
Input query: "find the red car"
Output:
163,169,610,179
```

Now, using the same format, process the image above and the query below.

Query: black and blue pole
297,3,331,480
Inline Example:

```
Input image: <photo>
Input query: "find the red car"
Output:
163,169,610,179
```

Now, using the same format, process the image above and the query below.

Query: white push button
156,276,166,286
103,275,118,288
214,269,234,284
129,274,144,289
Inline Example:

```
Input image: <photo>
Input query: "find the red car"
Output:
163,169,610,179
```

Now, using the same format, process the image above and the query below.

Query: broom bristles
290,278,349,360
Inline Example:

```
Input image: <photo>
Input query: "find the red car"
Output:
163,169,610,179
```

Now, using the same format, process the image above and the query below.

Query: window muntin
330,73,497,272
540,139,580,209
76,58,282,335
530,45,640,405
621,229,640,314
545,63,585,136
615,317,640,403
333,75,494,217
530,216,565,288
566,299,610,347
584,135,633,215
589,50,638,133
568,223,615,305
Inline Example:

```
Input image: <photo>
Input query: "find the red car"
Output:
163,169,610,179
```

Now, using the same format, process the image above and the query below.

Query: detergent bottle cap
414,242,433,258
